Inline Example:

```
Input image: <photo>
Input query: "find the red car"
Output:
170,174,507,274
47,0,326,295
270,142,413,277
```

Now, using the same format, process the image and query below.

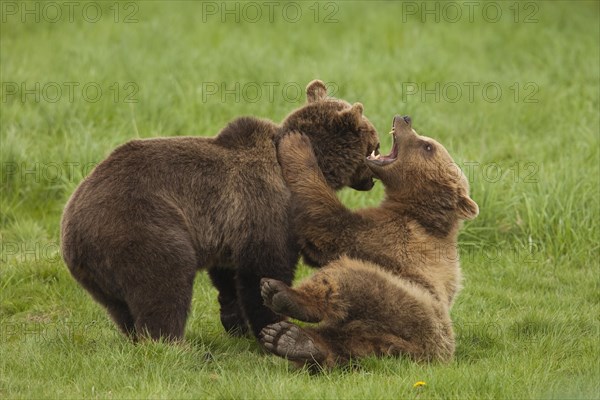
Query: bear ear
458,194,479,220
338,102,364,128
306,80,328,103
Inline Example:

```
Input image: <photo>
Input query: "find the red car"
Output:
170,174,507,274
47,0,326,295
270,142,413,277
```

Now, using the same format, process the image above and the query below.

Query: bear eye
424,143,433,152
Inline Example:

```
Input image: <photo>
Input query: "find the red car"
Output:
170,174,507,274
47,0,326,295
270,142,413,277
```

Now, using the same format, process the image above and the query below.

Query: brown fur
259,115,478,369
60,80,380,341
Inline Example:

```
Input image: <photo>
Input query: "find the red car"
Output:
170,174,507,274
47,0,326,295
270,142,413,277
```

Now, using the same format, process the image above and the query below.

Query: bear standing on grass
61,80,380,341
260,115,478,369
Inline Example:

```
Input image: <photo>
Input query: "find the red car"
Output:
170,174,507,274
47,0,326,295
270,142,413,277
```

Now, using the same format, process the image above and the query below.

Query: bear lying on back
60,80,380,341
260,115,478,368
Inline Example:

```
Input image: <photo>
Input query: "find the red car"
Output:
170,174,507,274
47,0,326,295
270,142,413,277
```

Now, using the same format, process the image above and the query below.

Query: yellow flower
413,381,427,388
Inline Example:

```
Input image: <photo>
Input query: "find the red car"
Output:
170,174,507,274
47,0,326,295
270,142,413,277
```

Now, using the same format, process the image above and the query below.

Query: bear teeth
369,151,381,160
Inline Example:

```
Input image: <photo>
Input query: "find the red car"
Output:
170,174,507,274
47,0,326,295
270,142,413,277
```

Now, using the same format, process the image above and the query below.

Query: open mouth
367,128,398,166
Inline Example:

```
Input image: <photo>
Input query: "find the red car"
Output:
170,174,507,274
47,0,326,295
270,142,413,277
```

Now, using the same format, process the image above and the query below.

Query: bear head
280,80,380,191
366,115,478,233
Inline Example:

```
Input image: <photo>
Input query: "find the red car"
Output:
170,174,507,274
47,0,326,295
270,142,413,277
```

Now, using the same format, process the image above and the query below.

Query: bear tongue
381,136,398,160
368,131,398,162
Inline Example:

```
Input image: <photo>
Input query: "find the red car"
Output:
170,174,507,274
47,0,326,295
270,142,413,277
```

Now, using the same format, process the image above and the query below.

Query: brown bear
60,80,380,341
259,115,478,369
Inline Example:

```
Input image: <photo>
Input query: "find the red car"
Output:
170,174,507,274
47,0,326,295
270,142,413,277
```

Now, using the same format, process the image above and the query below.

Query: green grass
1,1,599,398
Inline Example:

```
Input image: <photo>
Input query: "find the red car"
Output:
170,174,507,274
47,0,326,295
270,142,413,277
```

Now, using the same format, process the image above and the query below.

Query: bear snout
393,115,411,126
393,115,413,133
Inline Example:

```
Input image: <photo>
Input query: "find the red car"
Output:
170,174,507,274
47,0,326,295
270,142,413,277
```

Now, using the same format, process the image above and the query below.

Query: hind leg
73,271,137,339
128,276,195,342
261,258,455,367
237,269,288,338
209,267,248,336
105,300,136,338
122,255,197,342
236,242,298,338
261,321,428,369
129,293,192,341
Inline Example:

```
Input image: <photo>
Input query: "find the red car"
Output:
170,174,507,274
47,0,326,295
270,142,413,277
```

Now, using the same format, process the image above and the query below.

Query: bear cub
260,115,478,369
61,80,380,341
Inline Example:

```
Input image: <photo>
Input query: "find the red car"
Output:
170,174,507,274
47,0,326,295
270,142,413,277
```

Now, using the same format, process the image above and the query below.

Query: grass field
1,1,599,398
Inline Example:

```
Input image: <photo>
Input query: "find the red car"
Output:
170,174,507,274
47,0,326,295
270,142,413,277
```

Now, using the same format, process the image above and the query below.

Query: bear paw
261,278,321,322
277,132,319,179
220,310,249,337
218,297,249,337
260,278,293,314
260,321,325,362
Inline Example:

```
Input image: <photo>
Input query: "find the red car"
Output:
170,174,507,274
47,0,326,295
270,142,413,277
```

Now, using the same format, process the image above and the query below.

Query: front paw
277,132,319,181
260,278,316,322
